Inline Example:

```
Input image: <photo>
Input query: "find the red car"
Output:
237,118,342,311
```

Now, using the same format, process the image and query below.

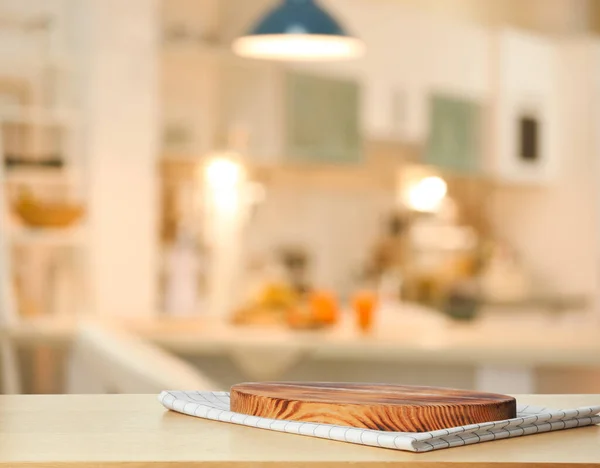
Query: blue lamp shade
232,0,365,61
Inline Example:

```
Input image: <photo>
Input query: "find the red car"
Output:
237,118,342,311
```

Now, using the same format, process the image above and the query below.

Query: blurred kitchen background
1,0,600,396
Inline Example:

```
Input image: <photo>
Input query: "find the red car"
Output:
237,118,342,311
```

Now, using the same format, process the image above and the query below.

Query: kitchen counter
6,313,600,367
1,394,599,467
4,311,600,393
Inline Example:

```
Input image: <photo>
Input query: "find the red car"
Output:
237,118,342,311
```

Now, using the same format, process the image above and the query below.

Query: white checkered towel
159,391,600,452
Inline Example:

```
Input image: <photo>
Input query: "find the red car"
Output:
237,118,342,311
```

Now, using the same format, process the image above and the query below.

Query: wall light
204,156,245,191
407,176,448,213
200,154,247,317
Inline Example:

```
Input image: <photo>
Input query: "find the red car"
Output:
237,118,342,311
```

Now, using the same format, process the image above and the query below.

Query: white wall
245,183,395,296
369,0,592,34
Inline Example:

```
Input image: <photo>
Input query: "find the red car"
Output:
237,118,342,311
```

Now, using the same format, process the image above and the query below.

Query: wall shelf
8,226,86,247
4,167,80,184
0,105,78,126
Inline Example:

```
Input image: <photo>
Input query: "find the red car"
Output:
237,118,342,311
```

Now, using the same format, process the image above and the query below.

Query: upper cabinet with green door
284,71,362,164
425,94,482,175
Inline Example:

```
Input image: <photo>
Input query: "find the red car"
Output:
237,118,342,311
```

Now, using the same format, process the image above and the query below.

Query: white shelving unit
8,226,85,247
0,9,84,393
0,106,85,393
0,105,86,297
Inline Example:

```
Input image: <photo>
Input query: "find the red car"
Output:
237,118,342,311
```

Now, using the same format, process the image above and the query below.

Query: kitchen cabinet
362,77,414,142
355,17,557,184
163,39,364,164
215,64,363,164
488,30,559,184
162,1,559,175
217,60,284,163
425,94,482,174
162,44,220,155
284,72,362,164
161,0,496,155
319,3,491,144
162,42,283,161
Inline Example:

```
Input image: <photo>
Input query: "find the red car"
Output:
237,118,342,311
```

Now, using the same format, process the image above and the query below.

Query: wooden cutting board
230,382,517,432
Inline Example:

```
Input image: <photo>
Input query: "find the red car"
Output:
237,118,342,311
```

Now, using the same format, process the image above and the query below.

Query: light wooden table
1,394,599,467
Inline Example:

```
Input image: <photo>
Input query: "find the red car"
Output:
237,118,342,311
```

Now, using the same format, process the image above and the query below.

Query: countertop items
8,313,600,368
4,311,600,394
1,394,600,467
162,390,599,453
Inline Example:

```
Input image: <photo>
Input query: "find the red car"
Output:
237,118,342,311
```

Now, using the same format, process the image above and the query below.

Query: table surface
6,312,600,367
1,394,599,467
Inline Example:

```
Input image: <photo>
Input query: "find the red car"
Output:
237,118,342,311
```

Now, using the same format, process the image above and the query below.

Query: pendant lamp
232,0,365,61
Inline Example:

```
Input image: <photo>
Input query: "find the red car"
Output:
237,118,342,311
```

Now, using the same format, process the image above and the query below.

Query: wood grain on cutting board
230,382,516,432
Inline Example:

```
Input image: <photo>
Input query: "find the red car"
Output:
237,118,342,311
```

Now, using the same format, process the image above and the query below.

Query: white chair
66,321,218,394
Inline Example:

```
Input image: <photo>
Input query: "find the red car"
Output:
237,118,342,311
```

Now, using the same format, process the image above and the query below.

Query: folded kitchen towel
159,391,600,452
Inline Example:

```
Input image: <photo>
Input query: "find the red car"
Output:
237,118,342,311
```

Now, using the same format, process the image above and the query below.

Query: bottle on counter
163,226,200,317
352,290,379,334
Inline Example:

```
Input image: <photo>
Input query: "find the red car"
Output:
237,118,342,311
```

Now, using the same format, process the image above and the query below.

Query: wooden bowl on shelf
13,199,84,228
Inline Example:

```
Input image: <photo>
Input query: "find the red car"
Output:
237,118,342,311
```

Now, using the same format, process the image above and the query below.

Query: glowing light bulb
204,157,244,191
407,176,448,213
